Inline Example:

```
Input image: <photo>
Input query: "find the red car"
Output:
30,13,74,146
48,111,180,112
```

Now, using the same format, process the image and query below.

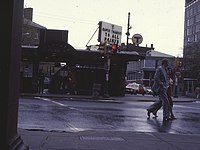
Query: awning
21,42,145,63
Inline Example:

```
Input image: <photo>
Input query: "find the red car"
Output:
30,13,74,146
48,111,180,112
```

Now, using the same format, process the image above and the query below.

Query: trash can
92,83,101,99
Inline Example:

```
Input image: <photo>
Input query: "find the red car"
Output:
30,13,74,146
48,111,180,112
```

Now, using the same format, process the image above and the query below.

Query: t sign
132,33,143,46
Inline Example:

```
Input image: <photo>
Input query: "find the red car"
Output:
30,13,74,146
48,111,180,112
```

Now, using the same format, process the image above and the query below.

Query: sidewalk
19,93,199,150
20,92,197,103
19,128,200,150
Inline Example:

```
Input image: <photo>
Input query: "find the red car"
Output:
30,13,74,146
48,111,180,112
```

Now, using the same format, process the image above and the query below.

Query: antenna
126,12,132,50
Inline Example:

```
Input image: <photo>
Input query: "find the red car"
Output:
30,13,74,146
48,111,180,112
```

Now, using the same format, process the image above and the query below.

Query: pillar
0,0,28,149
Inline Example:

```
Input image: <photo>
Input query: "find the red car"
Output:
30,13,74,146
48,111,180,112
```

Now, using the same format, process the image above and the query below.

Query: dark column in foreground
0,0,28,149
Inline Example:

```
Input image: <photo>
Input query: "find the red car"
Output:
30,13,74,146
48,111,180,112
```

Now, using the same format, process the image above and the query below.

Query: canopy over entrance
22,41,145,63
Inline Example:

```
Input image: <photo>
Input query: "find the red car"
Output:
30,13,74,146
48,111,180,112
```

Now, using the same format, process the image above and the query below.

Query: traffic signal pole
100,42,119,97
104,43,110,97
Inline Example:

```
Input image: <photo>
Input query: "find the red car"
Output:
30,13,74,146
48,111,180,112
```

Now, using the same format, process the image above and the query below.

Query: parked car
144,86,153,95
125,82,145,95
143,86,158,96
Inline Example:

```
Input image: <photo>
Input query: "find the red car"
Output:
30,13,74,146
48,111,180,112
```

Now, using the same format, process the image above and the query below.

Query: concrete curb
20,93,197,103
19,128,200,150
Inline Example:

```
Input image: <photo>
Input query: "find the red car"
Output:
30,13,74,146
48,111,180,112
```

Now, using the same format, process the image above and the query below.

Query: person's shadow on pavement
147,117,173,133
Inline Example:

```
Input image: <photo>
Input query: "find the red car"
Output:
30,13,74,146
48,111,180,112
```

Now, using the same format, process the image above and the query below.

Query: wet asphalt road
18,95,200,135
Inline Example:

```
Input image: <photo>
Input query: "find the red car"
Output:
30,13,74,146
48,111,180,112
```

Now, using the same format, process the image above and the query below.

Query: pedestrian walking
146,59,172,121
167,68,176,119
38,69,45,94
151,67,176,119
67,69,77,95
195,86,200,99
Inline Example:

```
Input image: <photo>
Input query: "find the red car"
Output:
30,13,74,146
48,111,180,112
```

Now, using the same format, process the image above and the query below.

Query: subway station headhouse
21,14,146,96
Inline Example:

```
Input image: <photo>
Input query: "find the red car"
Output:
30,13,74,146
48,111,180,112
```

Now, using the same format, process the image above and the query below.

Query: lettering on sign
98,21,122,45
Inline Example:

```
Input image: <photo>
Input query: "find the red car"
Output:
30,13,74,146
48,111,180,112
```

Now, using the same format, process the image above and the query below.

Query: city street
18,95,200,135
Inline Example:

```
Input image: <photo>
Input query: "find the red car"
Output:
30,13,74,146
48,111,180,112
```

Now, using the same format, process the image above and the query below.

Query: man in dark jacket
146,59,171,121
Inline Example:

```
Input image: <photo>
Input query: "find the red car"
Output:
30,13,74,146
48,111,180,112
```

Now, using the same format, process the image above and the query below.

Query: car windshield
126,83,139,88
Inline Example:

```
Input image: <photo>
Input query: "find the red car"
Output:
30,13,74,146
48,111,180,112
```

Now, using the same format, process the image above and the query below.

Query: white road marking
34,97,79,111
34,97,68,107
67,123,84,132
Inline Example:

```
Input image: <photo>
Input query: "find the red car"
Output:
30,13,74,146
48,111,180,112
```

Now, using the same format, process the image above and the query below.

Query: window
198,3,200,12
195,13,200,22
194,5,198,14
34,33,39,40
196,32,200,41
187,27,193,35
195,34,198,42
186,9,190,18
195,24,200,32
189,7,194,16
187,17,194,26
187,35,195,43
144,60,155,68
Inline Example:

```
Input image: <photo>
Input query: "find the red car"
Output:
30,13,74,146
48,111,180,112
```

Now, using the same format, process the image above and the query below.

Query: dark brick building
183,0,200,94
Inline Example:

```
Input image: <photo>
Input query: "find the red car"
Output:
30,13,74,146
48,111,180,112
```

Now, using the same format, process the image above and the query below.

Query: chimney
24,8,33,21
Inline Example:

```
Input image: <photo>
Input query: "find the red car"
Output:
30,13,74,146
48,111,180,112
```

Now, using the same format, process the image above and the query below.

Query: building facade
22,8,46,46
183,0,200,95
126,49,186,96
126,50,175,87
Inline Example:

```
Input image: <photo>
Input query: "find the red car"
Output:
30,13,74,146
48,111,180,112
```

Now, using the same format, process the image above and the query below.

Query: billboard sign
98,21,122,45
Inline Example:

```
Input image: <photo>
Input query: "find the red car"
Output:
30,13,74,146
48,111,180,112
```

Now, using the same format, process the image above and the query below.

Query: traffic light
111,43,118,54
178,61,183,67
99,42,107,54
99,42,105,50
176,60,183,68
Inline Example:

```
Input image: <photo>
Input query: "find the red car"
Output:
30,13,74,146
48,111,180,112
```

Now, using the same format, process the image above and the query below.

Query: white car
144,86,153,95
125,82,145,95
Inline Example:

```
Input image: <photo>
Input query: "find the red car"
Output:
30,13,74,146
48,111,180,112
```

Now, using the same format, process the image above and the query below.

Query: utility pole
104,42,110,97
126,12,132,50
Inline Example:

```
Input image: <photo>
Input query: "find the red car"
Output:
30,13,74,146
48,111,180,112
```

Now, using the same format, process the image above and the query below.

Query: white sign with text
98,21,122,45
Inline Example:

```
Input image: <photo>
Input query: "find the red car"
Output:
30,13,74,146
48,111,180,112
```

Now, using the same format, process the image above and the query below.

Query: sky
24,0,185,57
